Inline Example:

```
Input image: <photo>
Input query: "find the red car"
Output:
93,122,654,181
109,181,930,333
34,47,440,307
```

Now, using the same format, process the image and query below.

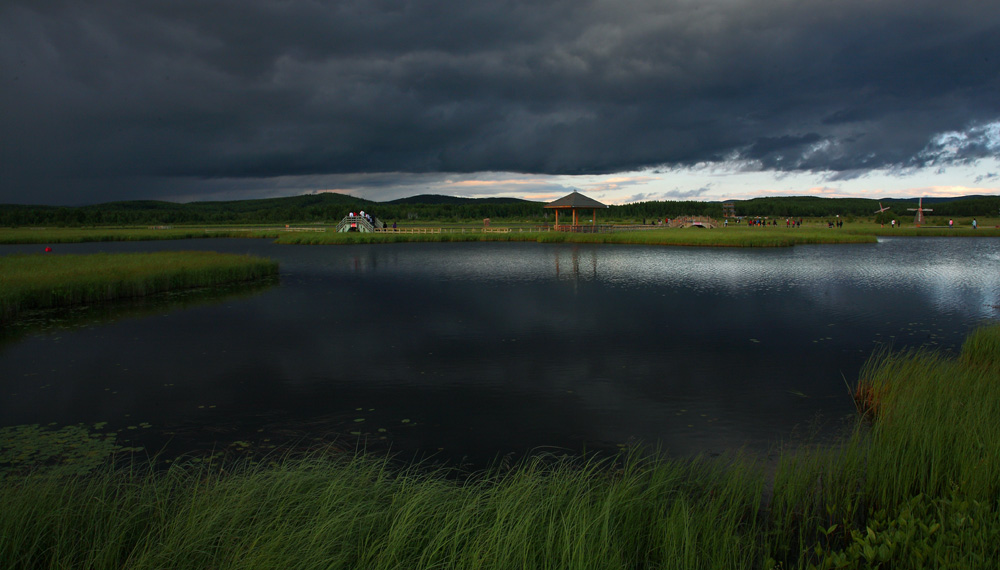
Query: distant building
723,201,736,218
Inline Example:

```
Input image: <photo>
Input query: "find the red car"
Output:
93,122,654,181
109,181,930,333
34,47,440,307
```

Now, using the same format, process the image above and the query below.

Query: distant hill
1,192,996,226
879,195,992,205
0,192,380,226
385,194,542,206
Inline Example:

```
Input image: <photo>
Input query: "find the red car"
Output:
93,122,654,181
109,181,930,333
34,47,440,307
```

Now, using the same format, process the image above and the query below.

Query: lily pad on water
0,423,130,479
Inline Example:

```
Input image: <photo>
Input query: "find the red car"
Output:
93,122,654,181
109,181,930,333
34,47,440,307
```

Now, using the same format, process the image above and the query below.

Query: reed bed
0,251,279,321
854,327,1000,507
0,227,286,244
1,324,998,568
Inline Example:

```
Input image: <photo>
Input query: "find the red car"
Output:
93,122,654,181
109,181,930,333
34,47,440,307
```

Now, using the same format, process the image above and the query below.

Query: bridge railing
373,227,441,234
336,215,377,233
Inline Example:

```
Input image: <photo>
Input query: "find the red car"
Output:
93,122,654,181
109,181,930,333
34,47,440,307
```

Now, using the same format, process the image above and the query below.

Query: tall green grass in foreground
1,325,998,569
0,251,278,321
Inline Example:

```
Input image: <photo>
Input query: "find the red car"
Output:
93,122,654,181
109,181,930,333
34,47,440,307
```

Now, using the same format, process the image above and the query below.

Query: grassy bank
2,324,998,568
274,226,877,247
864,226,1000,238
6,224,1000,247
0,251,279,321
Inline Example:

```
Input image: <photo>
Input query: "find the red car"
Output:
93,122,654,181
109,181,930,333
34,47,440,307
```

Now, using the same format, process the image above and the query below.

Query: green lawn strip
274,227,877,247
0,251,279,321
9,224,1000,246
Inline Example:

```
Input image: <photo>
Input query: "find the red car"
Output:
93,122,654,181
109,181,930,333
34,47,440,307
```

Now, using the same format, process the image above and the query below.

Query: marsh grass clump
851,327,1000,507
0,227,286,244
0,251,278,321
957,324,1000,369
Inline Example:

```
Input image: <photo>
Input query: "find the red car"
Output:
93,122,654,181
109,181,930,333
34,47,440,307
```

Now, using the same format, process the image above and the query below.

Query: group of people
348,210,376,225
722,217,803,227
347,210,393,229
883,218,979,228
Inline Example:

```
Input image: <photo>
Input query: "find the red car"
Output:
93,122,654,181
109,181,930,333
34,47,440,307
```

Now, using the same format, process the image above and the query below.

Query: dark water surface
2,237,998,464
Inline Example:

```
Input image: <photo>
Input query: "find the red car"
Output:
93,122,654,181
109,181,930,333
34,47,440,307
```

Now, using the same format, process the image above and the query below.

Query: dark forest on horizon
2,193,998,226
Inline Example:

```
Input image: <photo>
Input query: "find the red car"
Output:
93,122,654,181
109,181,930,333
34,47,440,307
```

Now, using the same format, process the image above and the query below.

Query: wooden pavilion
544,191,608,230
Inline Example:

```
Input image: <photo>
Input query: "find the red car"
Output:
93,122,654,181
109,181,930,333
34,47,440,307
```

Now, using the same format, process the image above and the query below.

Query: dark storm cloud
2,0,999,204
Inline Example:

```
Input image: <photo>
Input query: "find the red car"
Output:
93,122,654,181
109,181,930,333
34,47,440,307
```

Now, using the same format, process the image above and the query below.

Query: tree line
2,194,997,226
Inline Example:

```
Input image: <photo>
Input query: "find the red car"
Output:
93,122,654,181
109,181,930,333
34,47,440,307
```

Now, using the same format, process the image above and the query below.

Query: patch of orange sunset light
524,193,563,201
444,178,551,187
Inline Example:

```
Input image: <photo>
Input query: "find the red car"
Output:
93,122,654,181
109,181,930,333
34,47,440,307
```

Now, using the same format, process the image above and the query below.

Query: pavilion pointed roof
544,191,608,209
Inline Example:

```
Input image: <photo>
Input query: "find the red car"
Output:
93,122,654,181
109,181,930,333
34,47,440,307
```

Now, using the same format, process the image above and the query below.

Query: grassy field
274,226,879,247
0,251,279,321
1,324,997,569
3,222,1000,247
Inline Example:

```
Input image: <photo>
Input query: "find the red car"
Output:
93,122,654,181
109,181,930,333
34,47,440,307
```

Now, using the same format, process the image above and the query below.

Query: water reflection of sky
1,237,998,464
331,238,1000,320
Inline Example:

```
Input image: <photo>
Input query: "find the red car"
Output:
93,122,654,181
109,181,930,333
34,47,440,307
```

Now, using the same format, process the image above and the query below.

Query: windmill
874,202,891,214
907,197,933,226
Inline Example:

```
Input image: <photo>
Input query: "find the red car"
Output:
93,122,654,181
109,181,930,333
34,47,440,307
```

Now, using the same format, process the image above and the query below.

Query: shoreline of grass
5,224,1000,247
0,251,279,322
274,227,879,247
2,324,997,568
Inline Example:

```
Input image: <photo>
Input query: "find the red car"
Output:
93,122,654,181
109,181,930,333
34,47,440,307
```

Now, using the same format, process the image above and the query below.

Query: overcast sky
2,0,999,206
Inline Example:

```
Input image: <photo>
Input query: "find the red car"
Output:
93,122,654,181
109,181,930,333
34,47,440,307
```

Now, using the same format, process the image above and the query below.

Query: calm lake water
2,237,999,465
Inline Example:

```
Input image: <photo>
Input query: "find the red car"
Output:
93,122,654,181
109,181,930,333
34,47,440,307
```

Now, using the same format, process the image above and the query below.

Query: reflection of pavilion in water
554,246,598,284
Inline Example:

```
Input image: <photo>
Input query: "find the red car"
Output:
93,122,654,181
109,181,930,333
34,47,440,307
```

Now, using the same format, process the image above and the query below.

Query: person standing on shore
972,218,978,229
